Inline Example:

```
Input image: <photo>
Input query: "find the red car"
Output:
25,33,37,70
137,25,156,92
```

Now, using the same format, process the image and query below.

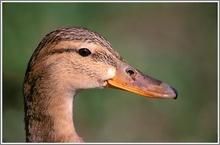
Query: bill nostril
126,68,136,80
127,69,134,75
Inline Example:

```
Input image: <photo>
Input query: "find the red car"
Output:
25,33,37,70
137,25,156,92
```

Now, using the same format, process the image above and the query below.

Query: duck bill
106,62,178,99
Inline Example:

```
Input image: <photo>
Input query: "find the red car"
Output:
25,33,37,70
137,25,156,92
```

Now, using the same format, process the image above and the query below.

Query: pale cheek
107,68,116,79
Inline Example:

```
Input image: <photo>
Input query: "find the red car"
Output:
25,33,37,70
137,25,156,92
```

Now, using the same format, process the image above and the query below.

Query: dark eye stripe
46,48,116,66
46,48,76,55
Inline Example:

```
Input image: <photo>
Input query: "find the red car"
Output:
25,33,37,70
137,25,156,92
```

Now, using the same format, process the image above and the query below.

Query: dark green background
2,2,217,142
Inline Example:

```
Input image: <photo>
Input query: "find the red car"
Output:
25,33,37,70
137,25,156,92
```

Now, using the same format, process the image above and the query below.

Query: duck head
27,26,177,99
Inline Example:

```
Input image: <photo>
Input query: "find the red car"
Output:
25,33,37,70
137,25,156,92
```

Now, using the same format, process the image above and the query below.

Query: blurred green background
2,2,218,143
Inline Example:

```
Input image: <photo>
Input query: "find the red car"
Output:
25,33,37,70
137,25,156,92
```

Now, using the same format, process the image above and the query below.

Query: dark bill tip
171,86,178,99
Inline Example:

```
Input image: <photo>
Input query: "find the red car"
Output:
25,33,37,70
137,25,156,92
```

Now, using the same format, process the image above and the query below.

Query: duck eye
78,48,91,57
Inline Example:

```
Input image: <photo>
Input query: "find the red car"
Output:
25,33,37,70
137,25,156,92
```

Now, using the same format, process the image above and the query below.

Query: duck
22,26,178,142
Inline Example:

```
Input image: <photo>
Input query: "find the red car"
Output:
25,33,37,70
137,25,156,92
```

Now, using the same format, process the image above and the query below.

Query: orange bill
106,62,178,99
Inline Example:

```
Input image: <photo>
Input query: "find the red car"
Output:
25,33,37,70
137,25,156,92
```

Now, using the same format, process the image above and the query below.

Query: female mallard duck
23,26,177,142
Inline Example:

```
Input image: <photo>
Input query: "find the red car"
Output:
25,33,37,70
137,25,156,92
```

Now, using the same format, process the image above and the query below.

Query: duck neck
24,78,83,142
